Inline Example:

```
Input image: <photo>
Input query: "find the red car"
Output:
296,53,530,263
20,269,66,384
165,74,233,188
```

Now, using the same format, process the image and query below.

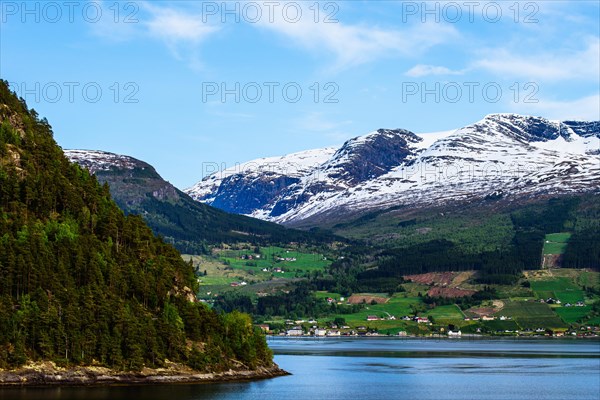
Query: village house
287,328,303,336
415,317,430,323
314,328,327,336
367,315,379,321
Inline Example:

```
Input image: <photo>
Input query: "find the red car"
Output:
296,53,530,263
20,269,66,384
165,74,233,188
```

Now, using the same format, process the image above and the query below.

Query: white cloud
144,5,219,44
510,94,600,121
90,2,219,69
405,64,465,77
256,8,459,70
473,38,600,82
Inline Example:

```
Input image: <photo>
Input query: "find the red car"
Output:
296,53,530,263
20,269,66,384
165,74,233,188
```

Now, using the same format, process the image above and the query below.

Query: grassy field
530,277,579,294
499,301,556,317
483,320,520,332
497,301,566,329
189,246,332,298
315,291,343,301
554,290,585,304
578,271,600,289
425,305,464,322
529,276,587,307
555,306,592,324
217,246,331,277
542,232,572,255
329,295,422,326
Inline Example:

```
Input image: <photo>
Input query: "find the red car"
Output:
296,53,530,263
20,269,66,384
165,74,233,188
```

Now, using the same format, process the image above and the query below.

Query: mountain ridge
186,114,600,227
64,149,335,254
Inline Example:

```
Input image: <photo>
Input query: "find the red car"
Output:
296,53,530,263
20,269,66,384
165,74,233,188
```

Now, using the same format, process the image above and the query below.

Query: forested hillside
328,196,600,293
65,150,337,255
0,80,271,371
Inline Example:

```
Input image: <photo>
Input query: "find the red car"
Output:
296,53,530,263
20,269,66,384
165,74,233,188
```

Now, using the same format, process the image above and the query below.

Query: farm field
216,246,331,277
424,305,464,322
542,232,572,255
498,301,555,317
187,246,332,298
530,277,580,297
498,301,567,330
553,290,585,304
329,295,422,326
528,274,591,319
578,271,600,289
315,291,343,301
482,320,520,332
555,306,592,324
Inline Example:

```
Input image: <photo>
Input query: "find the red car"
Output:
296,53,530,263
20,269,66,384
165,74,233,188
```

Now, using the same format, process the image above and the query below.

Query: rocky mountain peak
186,114,599,226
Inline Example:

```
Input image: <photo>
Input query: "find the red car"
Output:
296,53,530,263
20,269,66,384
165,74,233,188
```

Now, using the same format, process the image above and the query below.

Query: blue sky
1,1,598,188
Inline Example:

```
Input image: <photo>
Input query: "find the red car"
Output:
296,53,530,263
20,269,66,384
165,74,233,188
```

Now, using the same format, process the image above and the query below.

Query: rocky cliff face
186,114,600,226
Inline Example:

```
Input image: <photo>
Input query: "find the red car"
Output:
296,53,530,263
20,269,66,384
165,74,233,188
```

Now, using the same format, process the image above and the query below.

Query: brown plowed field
347,295,389,304
427,287,476,298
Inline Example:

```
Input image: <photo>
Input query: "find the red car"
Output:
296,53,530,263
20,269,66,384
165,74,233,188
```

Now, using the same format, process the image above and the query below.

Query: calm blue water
1,338,599,400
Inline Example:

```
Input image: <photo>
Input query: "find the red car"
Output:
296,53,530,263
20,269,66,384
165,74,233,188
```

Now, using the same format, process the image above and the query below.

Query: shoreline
267,333,600,339
0,362,290,387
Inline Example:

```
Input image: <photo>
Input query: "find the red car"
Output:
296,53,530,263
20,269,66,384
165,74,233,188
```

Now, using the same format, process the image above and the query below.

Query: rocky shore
0,361,289,386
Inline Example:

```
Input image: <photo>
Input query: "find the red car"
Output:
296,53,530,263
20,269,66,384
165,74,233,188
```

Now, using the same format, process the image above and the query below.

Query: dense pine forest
0,80,271,371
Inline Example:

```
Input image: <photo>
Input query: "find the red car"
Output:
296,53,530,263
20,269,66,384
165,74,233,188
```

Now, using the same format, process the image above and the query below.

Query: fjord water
2,338,599,400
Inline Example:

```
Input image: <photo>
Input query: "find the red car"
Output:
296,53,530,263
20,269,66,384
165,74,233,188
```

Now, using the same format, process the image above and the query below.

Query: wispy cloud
143,4,219,44
90,1,220,69
256,6,459,71
473,37,599,82
405,64,465,78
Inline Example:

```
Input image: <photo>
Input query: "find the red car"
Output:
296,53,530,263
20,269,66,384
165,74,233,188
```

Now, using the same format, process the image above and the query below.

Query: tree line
0,80,271,371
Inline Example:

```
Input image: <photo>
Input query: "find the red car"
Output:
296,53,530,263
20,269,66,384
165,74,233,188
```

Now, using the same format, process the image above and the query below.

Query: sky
1,0,599,188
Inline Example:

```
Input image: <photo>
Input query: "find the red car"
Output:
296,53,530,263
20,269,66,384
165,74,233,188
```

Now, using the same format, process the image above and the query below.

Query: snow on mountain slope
65,149,144,174
186,147,337,214
185,114,600,226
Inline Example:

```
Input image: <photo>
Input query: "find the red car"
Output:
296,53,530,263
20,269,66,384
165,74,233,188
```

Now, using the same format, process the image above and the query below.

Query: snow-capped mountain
65,149,145,175
186,114,600,226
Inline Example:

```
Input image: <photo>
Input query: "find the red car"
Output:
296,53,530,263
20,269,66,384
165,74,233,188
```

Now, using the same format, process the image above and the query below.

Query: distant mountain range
65,150,334,254
185,114,600,227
